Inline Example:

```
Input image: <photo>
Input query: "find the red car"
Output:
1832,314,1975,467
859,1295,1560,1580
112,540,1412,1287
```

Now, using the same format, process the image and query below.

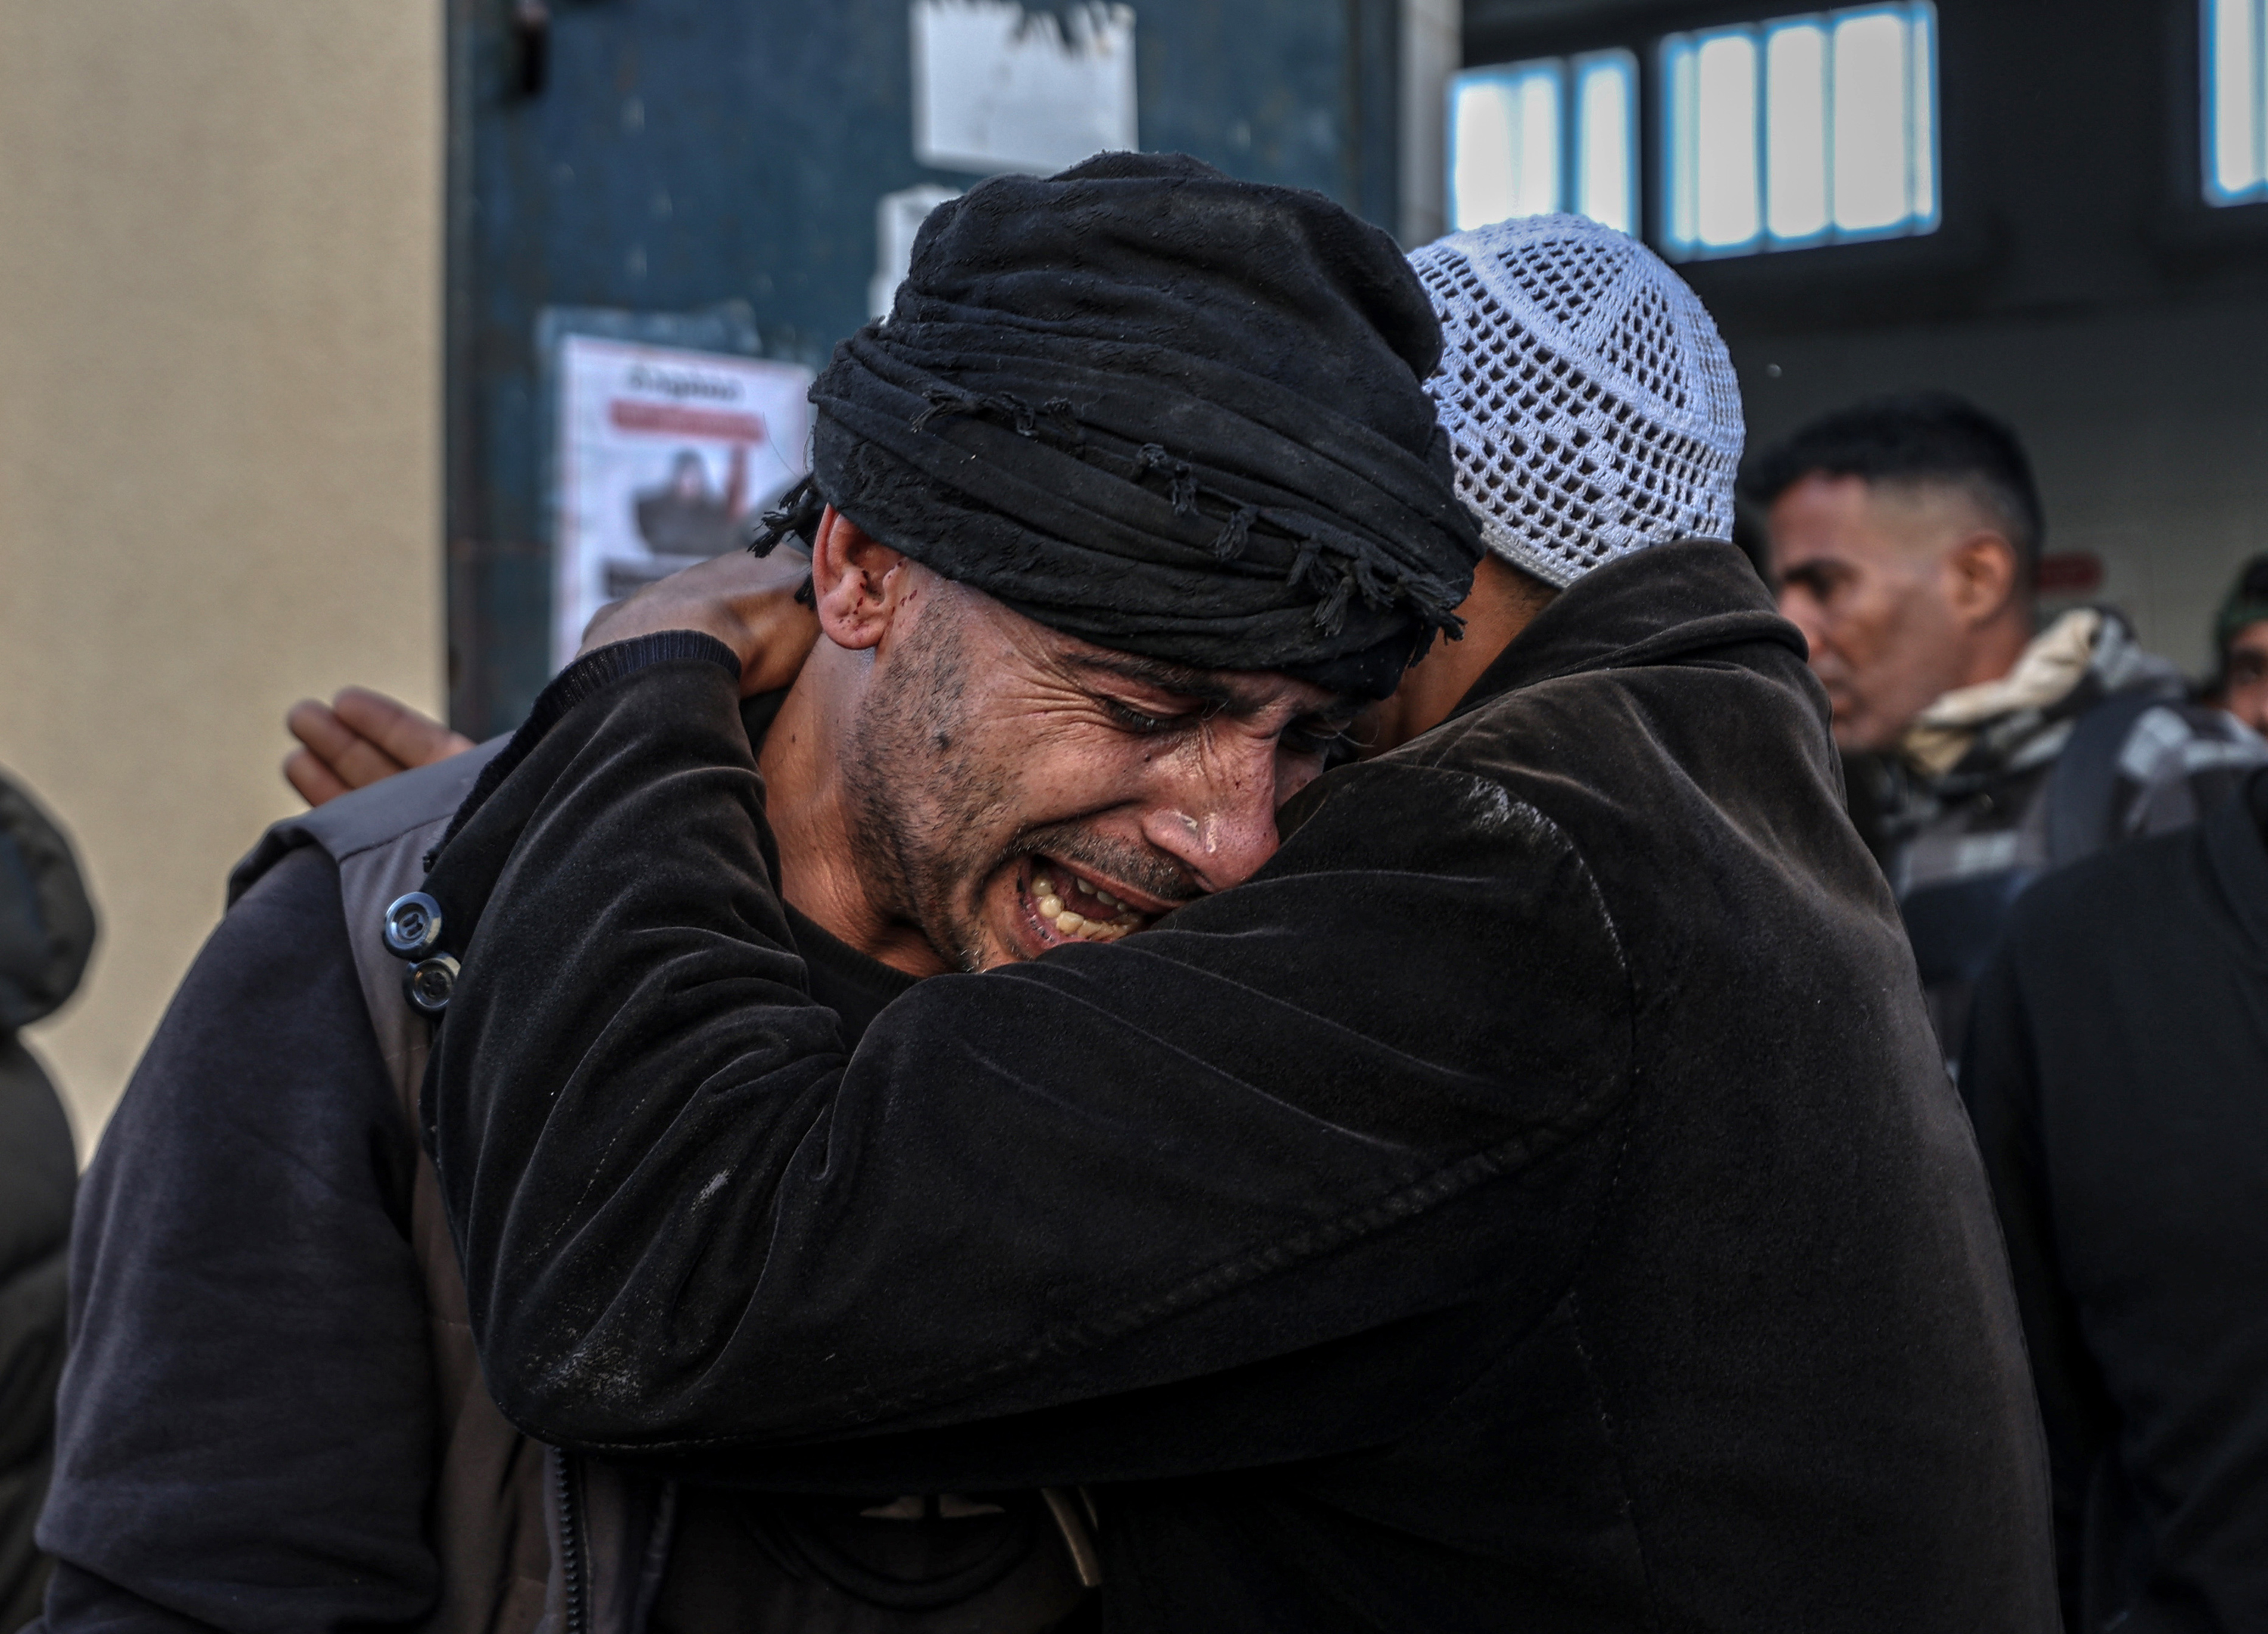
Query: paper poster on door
553,334,813,668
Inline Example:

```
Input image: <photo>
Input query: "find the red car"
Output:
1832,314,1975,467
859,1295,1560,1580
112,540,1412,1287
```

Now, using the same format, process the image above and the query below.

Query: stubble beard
841,598,1209,970
841,595,1010,973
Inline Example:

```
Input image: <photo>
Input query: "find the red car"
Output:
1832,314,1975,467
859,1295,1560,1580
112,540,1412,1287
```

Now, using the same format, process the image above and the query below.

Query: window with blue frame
2206,0,2268,203
1659,3,1938,258
1448,50,1639,234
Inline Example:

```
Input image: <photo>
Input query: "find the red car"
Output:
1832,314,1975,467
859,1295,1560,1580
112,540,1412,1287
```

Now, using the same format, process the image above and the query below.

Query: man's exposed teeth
1031,870,1145,943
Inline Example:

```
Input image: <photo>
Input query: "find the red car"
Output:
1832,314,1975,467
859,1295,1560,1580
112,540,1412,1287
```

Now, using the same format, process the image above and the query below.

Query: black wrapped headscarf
752,152,1483,698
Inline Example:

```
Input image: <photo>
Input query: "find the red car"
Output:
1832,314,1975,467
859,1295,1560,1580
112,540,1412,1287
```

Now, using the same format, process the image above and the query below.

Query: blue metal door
447,0,1399,734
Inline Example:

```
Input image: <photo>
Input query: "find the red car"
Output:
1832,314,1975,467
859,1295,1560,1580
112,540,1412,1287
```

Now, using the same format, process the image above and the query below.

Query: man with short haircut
36,157,1458,1631
421,202,2056,1629
1749,392,2264,1064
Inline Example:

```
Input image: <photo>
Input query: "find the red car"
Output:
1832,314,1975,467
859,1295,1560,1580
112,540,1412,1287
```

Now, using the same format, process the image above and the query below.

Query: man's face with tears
772,510,1359,974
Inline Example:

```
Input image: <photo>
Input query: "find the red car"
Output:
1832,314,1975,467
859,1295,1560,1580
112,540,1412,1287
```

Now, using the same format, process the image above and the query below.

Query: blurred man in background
0,774,94,1631
2208,553,2268,734
1748,392,2266,1068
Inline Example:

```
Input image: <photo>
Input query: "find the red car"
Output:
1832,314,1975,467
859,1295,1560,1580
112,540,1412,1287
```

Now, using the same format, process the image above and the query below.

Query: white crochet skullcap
1407,214,1744,587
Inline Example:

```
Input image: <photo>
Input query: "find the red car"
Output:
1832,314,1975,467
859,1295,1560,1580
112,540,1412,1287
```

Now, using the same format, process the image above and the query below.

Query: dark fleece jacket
423,539,2056,1632
1961,768,2268,1630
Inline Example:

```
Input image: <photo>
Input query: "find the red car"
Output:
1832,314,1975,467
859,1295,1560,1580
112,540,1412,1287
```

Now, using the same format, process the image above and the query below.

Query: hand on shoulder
578,546,820,697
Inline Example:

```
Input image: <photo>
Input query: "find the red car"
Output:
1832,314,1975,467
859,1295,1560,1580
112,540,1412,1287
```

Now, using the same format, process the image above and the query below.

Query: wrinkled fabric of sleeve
425,653,1631,1484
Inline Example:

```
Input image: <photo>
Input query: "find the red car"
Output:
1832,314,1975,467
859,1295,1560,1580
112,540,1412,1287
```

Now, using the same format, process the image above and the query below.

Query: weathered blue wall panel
449,0,1398,734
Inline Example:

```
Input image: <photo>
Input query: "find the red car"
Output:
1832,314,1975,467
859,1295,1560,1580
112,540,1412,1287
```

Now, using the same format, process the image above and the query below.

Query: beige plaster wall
0,2,445,1154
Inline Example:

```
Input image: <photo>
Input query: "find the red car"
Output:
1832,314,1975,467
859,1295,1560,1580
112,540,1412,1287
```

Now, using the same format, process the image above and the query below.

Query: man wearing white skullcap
1364,211,1758,746
409,178,2056,1632
1412,212,1746,586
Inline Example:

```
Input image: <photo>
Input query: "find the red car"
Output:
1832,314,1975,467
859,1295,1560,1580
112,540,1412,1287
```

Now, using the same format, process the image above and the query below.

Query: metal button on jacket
404,954,460,1015
383,891,445,958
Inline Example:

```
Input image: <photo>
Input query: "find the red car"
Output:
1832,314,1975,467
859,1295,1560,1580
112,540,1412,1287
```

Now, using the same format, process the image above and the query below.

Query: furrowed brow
1065,651,1238,709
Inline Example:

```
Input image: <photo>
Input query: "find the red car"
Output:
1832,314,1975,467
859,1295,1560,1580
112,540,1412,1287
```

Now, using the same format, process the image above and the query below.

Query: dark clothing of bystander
0,773,94,1633
0,1043,75,1634
1961,766,2268,1632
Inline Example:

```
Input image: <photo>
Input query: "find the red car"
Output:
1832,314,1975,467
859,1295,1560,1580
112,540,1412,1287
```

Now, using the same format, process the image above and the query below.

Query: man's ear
1945,530,2023,628
810,506,913,651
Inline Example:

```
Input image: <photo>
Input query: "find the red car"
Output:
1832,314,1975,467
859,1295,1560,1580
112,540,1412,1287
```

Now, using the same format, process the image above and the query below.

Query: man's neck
1360,553,1558,755
756,664,953,978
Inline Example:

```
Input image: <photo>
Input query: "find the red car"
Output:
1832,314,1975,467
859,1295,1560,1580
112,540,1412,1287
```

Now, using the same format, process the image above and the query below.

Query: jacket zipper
554,1451,588,1634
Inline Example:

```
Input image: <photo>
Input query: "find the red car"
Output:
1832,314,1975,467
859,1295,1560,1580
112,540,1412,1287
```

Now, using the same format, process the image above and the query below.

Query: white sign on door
911,1,1137,175
553,336,813,669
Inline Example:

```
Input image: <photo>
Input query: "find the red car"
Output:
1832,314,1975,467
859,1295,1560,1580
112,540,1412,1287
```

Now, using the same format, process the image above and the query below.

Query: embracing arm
426,646,1630,1477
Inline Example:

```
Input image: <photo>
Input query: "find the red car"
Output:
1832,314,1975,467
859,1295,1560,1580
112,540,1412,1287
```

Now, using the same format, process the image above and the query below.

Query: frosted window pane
1452,79,1519,229
2260,0,2268,189
1576,53,1637,233
1695,33,1761,246
1665,37,1701,247
2208,0,2263,197
1765,24,1829,240
2259,0,2268,193
1832,11,1911,231
1663,2,1937,256
1450,65,1566,230
1910,3,1938,221
1519,70,1566,215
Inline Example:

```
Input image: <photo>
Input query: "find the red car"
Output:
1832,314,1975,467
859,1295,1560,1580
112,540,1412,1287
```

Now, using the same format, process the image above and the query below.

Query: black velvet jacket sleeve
423,650,1632,1478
